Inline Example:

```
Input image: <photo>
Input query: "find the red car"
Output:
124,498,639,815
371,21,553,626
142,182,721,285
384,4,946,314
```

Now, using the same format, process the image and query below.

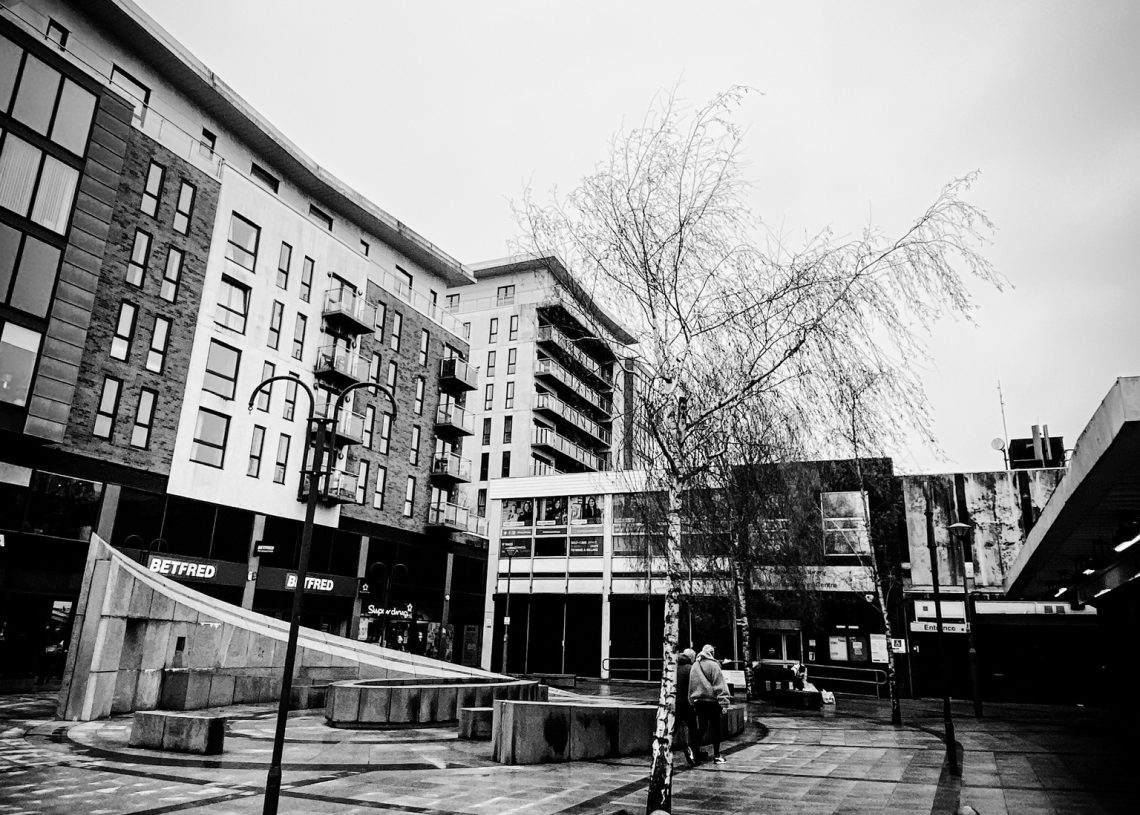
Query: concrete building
0,0,487,688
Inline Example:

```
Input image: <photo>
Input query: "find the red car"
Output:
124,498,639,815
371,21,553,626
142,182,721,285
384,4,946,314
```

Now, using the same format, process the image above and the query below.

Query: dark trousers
677,702,700,747
693,701,723,756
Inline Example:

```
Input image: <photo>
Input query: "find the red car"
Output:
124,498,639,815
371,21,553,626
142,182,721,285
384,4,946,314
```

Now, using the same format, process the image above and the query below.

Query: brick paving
1,688,1136,814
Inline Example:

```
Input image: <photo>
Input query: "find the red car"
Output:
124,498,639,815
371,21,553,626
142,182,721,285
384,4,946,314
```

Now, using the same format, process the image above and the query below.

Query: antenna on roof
997,380,1010,470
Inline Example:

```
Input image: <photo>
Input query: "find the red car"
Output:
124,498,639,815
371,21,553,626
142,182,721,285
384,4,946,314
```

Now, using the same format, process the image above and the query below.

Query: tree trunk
644,481,684,814
872,584,903,726
732,555,755,699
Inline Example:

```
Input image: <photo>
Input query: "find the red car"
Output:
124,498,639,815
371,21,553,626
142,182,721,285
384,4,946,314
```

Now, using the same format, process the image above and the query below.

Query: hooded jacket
676,649,696,712
688,650,731,706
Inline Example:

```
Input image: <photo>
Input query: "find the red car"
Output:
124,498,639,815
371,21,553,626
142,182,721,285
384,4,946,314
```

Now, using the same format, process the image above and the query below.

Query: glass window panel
190,409,228,467
31,154,78,233
10,235,60,317
160,247,182,302
11,54,60,134
50,80,96,155
0,134,41,216
110,66,148,124
203,340,240,399
0,222,19,299
0,322,40,406
0,35,22,111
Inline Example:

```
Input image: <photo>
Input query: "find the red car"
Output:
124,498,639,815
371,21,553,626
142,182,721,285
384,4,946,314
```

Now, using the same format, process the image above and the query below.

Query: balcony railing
531,427,608,471
534,392,611,446
431,452,472,483
316,403,366,446
300,468,358,505
434,403,474,436
536,324,613,388
322,286,376,335
427,501,470,530
314,345,366,385
529,460,567,477
439,357,478,391
534,357,612,414
376,267,466,338
466,514,489,538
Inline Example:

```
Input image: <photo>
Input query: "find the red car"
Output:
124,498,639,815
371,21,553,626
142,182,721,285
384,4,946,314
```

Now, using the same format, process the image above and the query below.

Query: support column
442,551,455,626
242,514,266,610
95,483,121,543
349,536,370,640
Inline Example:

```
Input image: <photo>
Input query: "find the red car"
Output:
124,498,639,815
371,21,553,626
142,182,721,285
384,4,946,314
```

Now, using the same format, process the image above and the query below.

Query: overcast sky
137,0,1140,474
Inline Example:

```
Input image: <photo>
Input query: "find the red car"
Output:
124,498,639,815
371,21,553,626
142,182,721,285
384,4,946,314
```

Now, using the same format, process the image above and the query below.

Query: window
446,293,460,310
363,405,375,448
0,227,61,318
110,65,150,124
273,434,291,483
141,161,163,216
477,489,487,517
173,182,195,235
110,301,137,360
356,460,369,504
488,318,498,343
92,376,121,439
299,256,314,302
396,266,413,298
15,53,62,133
402,476,416,517
378,413,393,455
482,418,491,446
413,377,425,415
146,316,170,373
256,362,274,411
479,452,489,481
199,128,216,157
283,376,298,420
203,339,240,399
390,312,402,351
372,465,387,509
430,290,437,308
375,302,387,334
292,313,306,360
505,381,515,409
46,20,69,49
160,247,183,301
276,242,291,289
497,285,515,304
309,204,333,230
268,301,284,349
225,212,259,271
190,408,229,468
130,389,157,448
409,426,421,465
250,162,279,193
486,350,496,377
126,230,151,286
503,415,513,444
369,352,381,384
419,329,430,365
462,322,470,340
507,347,517,375
484,383,493,410
501,451,511,478
216,277,249,333
360,239,370,256
386,360,398,388
0,323,40,407
822,491,870,556
5,55,94,156
0,132,81,231
247,425,265,477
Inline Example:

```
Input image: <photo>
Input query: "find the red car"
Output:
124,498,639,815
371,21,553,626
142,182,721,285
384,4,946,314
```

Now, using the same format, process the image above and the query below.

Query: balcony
427,501,471,530
536,324,613,390
534,357,612,415
533,392,611,447
299,468,358,505
431,452,472,484
317,403,365,447
434,403,474,437
322,286,376,335
531,426,608,472
314,345,366,388
439,357,478,392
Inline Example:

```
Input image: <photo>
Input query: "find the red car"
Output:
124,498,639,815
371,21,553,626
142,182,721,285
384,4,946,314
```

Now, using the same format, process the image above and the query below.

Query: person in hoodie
688,643,731,764
675,648,701,765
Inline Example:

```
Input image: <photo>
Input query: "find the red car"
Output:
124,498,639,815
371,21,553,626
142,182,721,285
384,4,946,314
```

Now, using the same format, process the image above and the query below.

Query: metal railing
315,402,365,445
428,501,471,528
314,345,366,382
534,357,612,414
434,403,474,434
322,286,376,331
532,427,608,471
534,392,612,445
537,324,613,387
432,452,472,481
601,657,662,681
804,663,889,698
439,357,478,389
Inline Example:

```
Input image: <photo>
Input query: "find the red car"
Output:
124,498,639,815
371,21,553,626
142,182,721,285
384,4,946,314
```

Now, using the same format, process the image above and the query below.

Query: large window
496,285,515,305
308,204,332,231
130,388,157,448
190,408,228,467
0,224,62,318
125,229,151,286
159,247,182,302
509,314,519,341
273,434,290,483
92,376,121,439
202,339,240,399
4,45,96,155
276,242,291,289
0,322,41,406
225,212,260,271
822,491,870,556
488,317,498,343
140,161,163,217
216,277,249,333
146,315,170,373
504,380,515,409
110,301,136,360
110,65,149,125
247,425,265,477
173,182,195,235
395,267,413,298
501,451,511,478
507,347,517,374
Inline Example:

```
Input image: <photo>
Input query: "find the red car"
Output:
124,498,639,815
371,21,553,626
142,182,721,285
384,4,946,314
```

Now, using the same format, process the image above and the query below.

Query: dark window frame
125,228,152,286
225,211,260,272
276,241,291,289
268,300,284,350
299,256,314,302
92,375,122,439
173,181,195,234
159,246,183,302
247,424,266,477
190,408,230,469
202,338,241,400
140,160,164,217
130,387,157,449
145,314,170,373
273,433,291,484
109,300,137,361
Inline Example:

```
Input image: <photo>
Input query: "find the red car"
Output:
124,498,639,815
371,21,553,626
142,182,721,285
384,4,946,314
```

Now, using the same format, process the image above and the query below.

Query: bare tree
516,84,1000,813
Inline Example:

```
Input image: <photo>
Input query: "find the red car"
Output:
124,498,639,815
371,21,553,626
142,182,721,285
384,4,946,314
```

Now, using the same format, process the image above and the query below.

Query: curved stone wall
326,677,546,726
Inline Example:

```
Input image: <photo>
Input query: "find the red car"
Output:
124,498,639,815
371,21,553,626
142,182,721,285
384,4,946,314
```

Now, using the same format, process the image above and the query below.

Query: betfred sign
257,566,355,597
286,573,335,592
145,554,246,586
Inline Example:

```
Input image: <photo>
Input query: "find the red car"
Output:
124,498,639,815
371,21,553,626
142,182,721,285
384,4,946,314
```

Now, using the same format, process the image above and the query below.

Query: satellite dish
991,438,1006,451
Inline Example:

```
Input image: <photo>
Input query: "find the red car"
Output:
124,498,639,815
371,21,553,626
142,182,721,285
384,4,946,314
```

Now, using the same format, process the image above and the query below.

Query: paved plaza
1,685,1136,815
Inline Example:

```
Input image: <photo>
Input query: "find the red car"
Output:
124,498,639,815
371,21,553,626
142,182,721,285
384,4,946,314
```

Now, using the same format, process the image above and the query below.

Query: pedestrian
675,648,701,765
688,643,731,764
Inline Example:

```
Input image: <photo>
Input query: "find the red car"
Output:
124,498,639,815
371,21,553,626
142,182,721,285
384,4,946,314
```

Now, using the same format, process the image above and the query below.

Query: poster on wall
869,634,889,663
537,496,568,526
848,637,868,662
569,495,605,529
569,536,602,556
501,498,535,528
828,636,848,661
500,535,531,557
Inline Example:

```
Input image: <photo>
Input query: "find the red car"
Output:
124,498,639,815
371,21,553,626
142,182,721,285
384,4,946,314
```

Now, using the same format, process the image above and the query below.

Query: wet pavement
1,685,1136,814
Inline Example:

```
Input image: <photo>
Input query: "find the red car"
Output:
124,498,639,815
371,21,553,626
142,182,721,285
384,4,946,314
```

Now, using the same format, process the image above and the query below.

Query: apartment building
444,255,638,522
0,0,486,687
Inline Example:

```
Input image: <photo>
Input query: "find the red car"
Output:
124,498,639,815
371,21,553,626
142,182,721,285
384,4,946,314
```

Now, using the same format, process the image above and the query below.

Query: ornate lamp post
923,480,959,776
248,376,395,815
949,521,983,718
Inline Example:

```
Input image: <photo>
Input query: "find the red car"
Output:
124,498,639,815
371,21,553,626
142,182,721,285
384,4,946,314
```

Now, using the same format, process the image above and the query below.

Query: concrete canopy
1005,377,1140,601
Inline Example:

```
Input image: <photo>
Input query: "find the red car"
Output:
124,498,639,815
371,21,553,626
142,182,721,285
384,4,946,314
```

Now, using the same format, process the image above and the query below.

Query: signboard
915,599,966,620
257,566,356,596
870,634,889,663
501,498,535,528
569,536,602,556
889,638,907,652
501,538,531,557
254,542,275,556
828,636,848,661
910,621,971,634
146,554,246,586
363,603,413,619
569,495,605,532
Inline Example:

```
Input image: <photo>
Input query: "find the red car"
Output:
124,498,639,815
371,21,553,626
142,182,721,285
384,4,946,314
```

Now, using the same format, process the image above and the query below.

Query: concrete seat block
358,686,390,723
437,686,458,720
473,685,493,708
388,686,418,723
458,706,493,740
128,711,166,749
570,705,619,760
328,684,362,724
616,705,655,755
129,712,225,755
418,688,440,722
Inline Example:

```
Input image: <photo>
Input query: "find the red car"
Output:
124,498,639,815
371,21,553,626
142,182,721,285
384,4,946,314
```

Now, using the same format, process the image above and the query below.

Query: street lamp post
248,376,396,815
924,480,959,776
949,521,983,718
501,548,513,674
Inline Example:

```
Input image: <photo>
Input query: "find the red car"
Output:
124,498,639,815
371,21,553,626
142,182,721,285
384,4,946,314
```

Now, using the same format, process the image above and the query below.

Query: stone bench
530,673,577,689
326,677,547,727
457,706,494,740
128,711,225,755
290,681,331,710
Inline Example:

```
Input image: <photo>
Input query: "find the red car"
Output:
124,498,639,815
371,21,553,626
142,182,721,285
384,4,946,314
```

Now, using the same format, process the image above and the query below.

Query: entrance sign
910,620,970,634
